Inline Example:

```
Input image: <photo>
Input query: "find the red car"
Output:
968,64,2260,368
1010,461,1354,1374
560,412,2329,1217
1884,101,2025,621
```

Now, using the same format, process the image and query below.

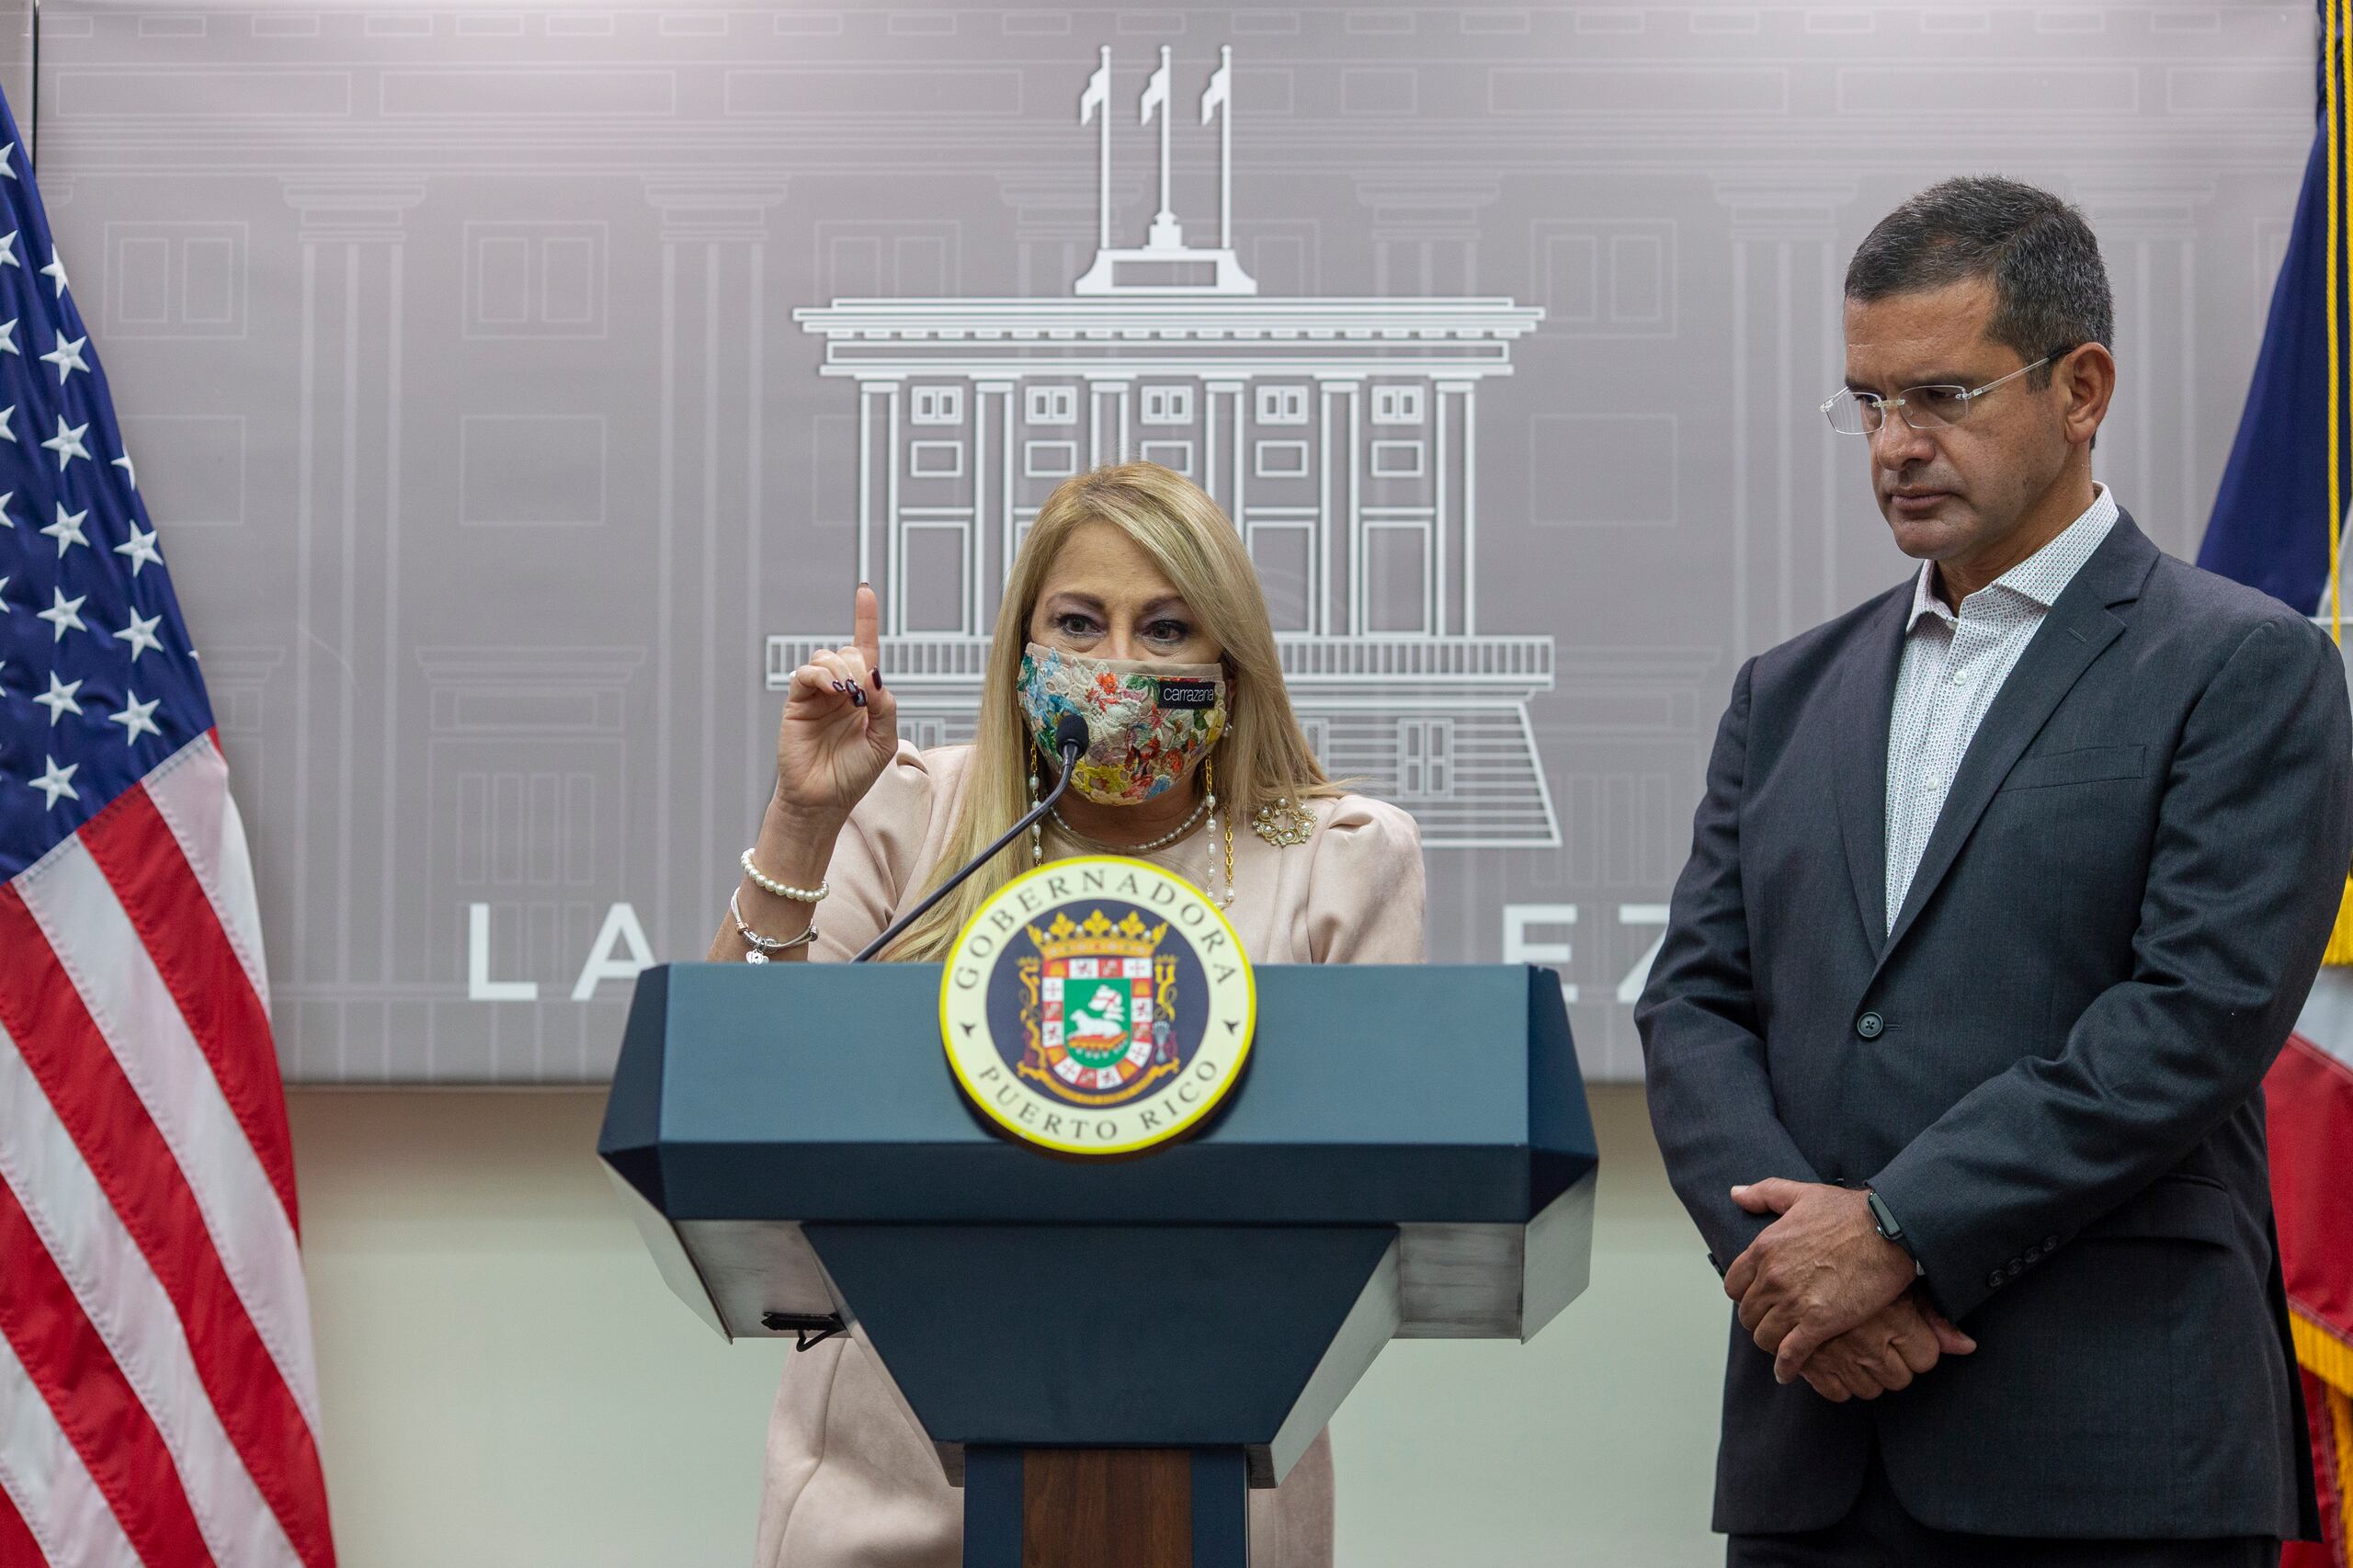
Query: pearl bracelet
741,847,826,903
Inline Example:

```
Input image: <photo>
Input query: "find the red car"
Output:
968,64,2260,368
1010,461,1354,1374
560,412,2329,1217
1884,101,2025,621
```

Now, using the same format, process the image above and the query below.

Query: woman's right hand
774,583,900,825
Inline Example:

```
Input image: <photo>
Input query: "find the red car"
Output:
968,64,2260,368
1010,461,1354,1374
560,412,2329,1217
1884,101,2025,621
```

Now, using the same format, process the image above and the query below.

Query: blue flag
0,89,214,877
2198,125,2351,614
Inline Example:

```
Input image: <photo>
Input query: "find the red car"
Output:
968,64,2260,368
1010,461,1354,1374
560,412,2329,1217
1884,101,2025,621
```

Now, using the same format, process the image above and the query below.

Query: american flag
0,91,335,1568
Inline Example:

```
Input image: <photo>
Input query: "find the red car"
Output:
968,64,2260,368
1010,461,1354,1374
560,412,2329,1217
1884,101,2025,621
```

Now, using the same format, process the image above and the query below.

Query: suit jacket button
2006,1260,2025,1277
1988,1270,2005,1289
2043,1236,2059,1252
1856,1012,1885,1040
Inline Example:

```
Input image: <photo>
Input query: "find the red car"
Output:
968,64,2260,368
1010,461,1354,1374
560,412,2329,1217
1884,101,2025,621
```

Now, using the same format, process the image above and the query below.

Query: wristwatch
1866,1187,1927,1278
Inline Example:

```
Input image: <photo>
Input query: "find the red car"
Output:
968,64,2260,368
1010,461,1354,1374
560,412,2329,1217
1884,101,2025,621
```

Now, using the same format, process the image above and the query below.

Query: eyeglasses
1821,350,2071,436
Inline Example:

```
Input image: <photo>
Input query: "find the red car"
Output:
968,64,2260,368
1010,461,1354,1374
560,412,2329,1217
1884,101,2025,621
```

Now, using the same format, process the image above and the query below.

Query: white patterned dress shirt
1883,485,2120,928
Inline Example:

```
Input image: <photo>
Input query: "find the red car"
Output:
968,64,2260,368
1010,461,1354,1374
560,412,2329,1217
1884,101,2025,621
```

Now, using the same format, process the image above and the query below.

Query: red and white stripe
0,733,335,1568
2276,965,2353,1357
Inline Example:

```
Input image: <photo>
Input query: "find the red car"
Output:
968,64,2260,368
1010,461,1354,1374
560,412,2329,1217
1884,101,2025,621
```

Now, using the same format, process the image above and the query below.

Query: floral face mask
1017,642,1230,806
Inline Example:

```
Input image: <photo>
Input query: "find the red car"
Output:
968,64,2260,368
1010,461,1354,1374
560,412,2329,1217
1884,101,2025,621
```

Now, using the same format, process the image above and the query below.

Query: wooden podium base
963,1447,1249,1568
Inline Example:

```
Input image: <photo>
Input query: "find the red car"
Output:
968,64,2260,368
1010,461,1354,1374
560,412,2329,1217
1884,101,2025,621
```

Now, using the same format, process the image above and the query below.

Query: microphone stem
850,744,1081,963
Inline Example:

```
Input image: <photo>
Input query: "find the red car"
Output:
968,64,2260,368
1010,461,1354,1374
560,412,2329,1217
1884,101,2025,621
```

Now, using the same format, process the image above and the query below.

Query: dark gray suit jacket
1637,514,2349,1540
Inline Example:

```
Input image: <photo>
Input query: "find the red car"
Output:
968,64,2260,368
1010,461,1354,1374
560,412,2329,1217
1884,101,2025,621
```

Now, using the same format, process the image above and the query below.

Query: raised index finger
853,581,882,675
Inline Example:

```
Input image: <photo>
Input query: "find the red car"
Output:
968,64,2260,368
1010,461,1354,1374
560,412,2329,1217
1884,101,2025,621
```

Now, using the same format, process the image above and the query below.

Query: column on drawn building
2073,181,2211,562
976,380,1014,631
1416,378,1483,637
278,177,422,1073
644,181,786,952
1714,179,1856,660
1204,379,1243,522
853,377,903,627
1320,376,1359,638
1442,379,1477,635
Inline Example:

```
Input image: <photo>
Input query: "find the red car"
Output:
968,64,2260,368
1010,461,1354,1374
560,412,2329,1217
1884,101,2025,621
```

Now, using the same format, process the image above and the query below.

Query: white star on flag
40,333,85,382
0,404,18,443
114,522,160,575
29,756,78,809
0,229,20,268
112,451,134,487
0,143,18,179
108,689,162,744
40,500,87,557
33,670,82,725
115,605,164,660
40,247,67,297
36,585,85,642
0,318,19,356
41,414,87,469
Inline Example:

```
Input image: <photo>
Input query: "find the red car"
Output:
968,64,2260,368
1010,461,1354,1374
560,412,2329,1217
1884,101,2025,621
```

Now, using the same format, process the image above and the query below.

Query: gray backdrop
28,0,2315,1082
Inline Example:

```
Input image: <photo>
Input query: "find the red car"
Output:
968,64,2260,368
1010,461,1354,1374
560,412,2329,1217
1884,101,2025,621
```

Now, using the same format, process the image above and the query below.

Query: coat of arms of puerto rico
939,855,1255,1157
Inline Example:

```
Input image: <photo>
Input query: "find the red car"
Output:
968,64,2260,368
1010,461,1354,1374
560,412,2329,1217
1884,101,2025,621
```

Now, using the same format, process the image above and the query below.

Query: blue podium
599,962,1596,1567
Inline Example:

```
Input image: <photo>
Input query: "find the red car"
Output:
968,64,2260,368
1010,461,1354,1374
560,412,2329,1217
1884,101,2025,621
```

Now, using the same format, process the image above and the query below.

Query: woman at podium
709,460,1426,1568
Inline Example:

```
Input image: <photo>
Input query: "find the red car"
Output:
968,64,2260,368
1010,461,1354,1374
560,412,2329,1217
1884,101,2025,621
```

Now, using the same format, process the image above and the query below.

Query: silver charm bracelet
732,888,819,964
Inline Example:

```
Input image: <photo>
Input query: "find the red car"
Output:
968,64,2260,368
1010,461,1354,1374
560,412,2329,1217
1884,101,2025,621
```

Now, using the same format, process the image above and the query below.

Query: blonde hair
883,461,1335,960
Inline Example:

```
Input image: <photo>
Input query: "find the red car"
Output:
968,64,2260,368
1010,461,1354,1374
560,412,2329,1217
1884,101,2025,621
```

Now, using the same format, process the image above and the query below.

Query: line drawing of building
773,45,1557,847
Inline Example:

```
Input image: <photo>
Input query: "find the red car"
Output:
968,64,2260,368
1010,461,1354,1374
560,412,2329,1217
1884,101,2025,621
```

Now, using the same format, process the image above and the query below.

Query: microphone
852,711,1091,962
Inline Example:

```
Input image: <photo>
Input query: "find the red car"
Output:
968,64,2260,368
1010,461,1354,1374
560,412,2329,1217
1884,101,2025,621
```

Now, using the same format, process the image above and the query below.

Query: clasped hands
1722,1179,1975,1403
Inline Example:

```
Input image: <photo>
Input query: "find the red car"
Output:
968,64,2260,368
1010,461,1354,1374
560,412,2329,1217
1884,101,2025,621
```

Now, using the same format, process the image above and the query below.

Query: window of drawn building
1141,385,1195,425
911,386,963,425
1256,385,1309,425
1245,514,1314,631
1139,440,1195,477
1024,440,1080,479
908,441,964,478
1254,440,1311,479
1396,718,1456,801
1363,517,1430,633
1370,385,1424,426
1027,385,1077,426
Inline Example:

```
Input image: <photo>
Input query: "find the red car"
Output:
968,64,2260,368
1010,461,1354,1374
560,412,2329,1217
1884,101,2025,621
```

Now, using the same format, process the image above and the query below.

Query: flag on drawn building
1140,46,1170,125
0,84,336,1568
1078,45,1109,125
2196,8,2353,1564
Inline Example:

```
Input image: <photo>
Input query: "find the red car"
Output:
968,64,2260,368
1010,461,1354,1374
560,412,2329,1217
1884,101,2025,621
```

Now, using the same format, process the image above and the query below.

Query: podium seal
939,855,1256,1156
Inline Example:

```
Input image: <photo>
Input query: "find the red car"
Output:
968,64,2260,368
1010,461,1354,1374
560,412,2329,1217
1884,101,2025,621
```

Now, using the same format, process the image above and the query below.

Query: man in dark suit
1638,175,2352,1566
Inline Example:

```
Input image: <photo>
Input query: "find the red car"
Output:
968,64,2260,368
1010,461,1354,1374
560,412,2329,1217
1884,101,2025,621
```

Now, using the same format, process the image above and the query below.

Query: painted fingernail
830,680,847,692
850,687,868,708
870,666,884,690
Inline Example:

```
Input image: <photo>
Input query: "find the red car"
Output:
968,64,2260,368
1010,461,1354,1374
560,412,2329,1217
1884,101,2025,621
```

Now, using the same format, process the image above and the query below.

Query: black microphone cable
850,710,1091,962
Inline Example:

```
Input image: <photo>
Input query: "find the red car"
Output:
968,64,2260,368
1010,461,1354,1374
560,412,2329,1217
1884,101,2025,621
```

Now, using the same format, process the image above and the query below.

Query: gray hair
1846,176,2114,381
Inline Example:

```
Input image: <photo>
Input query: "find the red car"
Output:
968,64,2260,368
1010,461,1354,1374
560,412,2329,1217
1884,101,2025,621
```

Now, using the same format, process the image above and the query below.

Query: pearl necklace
1046,795,1208,856
1029,756,1237,908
